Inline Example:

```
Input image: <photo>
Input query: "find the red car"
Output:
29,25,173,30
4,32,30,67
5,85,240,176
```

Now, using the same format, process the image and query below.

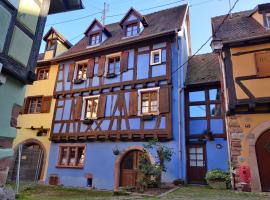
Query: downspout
218,52,234,189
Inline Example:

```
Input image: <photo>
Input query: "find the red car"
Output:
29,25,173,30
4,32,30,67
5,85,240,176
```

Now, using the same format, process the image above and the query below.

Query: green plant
205,169,231,185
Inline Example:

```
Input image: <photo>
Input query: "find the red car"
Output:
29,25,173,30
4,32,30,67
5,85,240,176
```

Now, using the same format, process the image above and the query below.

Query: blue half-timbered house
46,5,191,190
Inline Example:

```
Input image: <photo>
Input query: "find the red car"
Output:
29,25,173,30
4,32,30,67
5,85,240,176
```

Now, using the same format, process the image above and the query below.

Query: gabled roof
211,4,270,44
119,7,148,27
84,19,111,36
48,0,84,15
43,27,73,48
185,53,221,86
53,4,188,61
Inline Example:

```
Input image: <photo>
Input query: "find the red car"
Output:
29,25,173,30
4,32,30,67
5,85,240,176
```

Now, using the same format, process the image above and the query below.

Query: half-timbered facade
46,5,191,190
185,53,228,184
211,3,270,192
8,28,72,183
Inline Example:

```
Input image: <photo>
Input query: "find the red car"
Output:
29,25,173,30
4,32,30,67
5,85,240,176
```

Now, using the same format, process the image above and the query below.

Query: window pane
197,147,203,154
0,4,11,52
209,89,220,101
189,91,205,102
190,154,196,160
77,147,85,166
154,53,160,63
197,154,203,160
210,104,221,117
8,26,33,66
189,148,196,153
69,147,76,166
197,161,204,167
17,0,41,34
60,147,68,165
190,160,196,167
189,105,206,117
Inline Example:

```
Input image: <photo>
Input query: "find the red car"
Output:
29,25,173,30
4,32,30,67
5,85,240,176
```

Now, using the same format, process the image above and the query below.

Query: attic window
47,40,57,51
126,23,139,37
89,33,101,46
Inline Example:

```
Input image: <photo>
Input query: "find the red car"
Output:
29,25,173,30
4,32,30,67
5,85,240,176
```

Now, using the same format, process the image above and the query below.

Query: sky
41,0,270,54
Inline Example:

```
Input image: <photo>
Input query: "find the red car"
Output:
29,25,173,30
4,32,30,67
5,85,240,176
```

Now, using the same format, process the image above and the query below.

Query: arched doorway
9,140,45,182
256,130,270,192
120,150,143,187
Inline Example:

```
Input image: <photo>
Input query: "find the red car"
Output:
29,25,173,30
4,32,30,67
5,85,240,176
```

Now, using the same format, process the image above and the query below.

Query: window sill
56,165,84,169
150,62,162,66
121,34,140,40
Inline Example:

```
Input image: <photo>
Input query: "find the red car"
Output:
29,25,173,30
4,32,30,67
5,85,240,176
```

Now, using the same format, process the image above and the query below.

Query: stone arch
247,121,270,192
113,146,155,191
12,139,47,181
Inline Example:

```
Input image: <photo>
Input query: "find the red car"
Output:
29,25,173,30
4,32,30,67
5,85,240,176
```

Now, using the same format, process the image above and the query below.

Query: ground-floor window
57,145,85,168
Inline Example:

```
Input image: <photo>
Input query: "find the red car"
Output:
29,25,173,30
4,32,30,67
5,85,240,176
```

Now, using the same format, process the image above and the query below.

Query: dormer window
89,33,101,46
126,23,139,37
47,40,57,51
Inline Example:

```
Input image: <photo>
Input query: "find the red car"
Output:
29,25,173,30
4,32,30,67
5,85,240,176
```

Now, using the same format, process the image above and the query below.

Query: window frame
46,39,57,51
126,22,140,37
89,32,101,46
186,87,224,136
254,51,270,77
150,49,162,65
82,95,100,120
56,144,86,168
138,87,160,116
36,67,50,80
27,96,43,114
107,56,120,75
75,62,88,80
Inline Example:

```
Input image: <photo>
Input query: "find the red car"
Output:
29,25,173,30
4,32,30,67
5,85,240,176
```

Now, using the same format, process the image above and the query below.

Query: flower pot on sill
208,180,227,190
73,78,84,84
106,73,117,78
142,115,154,121
82,118,94,125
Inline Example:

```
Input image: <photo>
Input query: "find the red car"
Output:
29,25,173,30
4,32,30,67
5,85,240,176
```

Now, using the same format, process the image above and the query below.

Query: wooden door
120,150,142,187
256,130,270,192
187,144,207,184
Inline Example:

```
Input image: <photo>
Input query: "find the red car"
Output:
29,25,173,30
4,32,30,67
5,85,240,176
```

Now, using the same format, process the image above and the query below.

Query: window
84,96,99,119
266,15,270,28
58,146,85,168
47,40,57,51
150,49,162,65
255,51,270,77
126,23,139,37
140,90,158,115
37,67,50,80
28,97,42,114
188,88,224,135
89,33,100,46
189,147,204,167
76,63,87,80
108,57,120,75
0,3,11,52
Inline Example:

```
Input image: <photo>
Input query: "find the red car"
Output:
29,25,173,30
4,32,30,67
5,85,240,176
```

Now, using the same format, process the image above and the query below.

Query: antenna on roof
229,0,232,18
101,2,109,25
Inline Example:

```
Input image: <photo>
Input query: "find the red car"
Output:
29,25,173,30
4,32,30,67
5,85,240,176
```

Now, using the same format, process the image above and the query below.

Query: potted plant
82,118,94,125
73,78,84,84
205,169,231,189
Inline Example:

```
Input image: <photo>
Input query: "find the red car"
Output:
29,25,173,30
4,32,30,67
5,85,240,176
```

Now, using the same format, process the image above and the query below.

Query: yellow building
211,3,270,192
9,28,72,182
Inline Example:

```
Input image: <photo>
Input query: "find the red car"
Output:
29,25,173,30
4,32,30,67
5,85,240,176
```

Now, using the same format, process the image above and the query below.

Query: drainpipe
218,52,234,189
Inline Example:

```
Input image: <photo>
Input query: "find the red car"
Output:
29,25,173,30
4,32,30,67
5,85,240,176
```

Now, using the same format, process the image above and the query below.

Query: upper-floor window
84,96,99,119
37,67,50,80
47,40,57,51
187,88,224,135
57,145,85,168
266,15,270,28
108,57,120,75
150,49,162,65
126,23,139,37
89,33,101,46
138,88,159,115
76,63,87,80
28,97,42,114
255,51,270,77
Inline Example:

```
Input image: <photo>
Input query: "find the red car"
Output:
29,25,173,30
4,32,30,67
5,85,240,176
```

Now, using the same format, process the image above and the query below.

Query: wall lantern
216,144,223,149
112,146,120,155
211,39,223,53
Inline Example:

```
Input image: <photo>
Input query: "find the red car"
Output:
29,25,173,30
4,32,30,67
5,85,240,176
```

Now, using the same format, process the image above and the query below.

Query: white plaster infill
0,63,7,85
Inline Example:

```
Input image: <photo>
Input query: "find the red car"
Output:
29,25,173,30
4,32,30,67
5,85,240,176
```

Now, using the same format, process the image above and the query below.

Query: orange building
211,3,270,192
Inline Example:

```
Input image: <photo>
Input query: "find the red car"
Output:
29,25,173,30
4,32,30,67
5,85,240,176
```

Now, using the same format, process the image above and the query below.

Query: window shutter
120,51,129,72
23,98,30,114
159,87,170,114
74,96,83,120
10,104,21,128
41,96,53,113
255,52,270,77
67,63,75,81
87,58,95,78
129,91,138,116
97,95,107,118
98,56,106,77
